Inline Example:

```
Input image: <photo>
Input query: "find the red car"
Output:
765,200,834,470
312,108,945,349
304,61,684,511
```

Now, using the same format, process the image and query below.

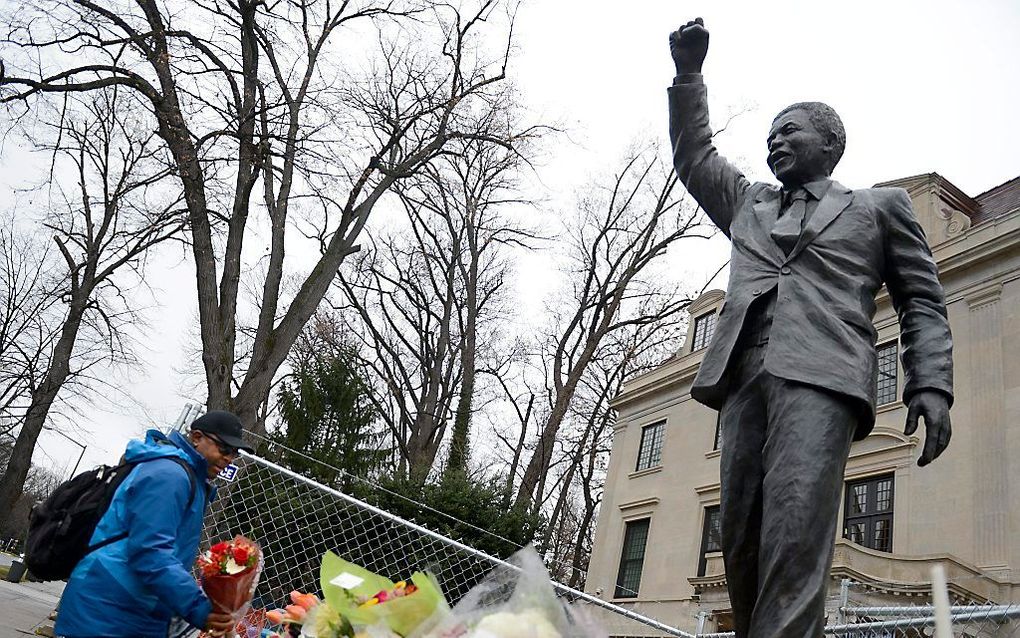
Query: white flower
469,609,561,638
224,556,247,575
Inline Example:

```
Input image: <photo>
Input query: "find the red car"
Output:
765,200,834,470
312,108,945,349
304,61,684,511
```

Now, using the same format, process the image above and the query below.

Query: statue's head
767,102,846,187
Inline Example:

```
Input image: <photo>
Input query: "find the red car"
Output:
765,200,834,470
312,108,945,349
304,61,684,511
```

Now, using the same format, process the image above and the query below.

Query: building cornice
610,356,701,412
688,289,726,316
932,208,1020,275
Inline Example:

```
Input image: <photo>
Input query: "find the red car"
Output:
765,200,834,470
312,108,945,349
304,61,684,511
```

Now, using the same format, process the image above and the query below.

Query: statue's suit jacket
669,80,953,439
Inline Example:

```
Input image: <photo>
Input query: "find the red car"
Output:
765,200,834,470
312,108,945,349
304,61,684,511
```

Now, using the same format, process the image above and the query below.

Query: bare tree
0,89,185,515
513,148,715,510
483,359,535,507
335,203,515,481
334,79,543,481
543,313,686,588
1,0,527,429
0,222,63,436
0,225,61,437
398,132,541,478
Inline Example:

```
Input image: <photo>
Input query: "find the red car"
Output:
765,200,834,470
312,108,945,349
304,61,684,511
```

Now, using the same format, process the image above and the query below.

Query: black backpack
25,456,197,581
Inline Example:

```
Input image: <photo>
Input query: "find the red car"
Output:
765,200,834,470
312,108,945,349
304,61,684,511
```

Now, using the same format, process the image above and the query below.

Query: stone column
967,284,1009,576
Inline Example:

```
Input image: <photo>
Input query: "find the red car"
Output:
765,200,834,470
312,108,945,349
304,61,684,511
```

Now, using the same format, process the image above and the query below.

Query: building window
635,421,664,471
876,342,898,405
692,311,718,351
713,412,722,451
843,474,894,552
698,505,722,576
615,518,650,598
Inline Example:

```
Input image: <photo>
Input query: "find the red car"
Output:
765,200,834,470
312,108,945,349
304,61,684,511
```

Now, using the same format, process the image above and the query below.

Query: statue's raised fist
669,17,709,76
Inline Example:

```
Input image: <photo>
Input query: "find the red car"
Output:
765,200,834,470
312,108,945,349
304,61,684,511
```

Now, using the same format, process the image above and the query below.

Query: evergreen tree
267,319,390,491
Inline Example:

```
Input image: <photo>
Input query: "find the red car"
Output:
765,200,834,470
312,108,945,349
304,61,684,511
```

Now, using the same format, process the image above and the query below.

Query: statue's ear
821,134,838,170
822,132,836,154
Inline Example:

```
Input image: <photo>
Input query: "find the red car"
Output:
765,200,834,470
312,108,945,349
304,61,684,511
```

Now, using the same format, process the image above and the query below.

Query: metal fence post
931,564,952,638
837,578,850,626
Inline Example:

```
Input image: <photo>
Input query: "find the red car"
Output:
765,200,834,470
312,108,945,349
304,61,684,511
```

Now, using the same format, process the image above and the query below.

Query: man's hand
904,390,952,466
669,17,709,76
205,611,236,637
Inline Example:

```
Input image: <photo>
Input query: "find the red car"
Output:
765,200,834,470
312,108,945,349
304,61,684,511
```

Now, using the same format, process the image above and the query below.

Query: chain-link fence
202,448,693,637
823,578,1020,638
826,604,1020,637
202,440,1018,638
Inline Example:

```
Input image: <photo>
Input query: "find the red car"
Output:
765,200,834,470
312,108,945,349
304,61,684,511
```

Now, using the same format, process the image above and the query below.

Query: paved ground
0,578,63,637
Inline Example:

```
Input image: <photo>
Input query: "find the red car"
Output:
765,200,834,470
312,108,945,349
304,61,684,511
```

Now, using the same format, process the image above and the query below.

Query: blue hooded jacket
55,430,216,638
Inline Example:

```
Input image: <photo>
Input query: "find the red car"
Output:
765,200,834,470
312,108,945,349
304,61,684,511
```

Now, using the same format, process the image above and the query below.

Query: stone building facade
584,173,1020,634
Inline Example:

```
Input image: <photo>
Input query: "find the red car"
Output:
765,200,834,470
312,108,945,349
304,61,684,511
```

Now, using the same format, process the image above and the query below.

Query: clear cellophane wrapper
412,546,606,638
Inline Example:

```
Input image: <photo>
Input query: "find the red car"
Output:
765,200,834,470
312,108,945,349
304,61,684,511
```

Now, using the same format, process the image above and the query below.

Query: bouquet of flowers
267,553,448,638
197,536,264,625
317,552,448,638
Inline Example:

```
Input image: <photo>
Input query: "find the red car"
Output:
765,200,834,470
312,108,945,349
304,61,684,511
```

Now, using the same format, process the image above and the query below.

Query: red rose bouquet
197,536,264,625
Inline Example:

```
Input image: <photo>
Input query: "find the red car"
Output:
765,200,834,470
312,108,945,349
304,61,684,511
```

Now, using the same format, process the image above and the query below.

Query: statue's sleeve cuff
673,73,704,86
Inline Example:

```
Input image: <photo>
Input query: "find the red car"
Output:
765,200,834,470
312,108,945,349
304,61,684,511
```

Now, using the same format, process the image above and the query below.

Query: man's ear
189,430,202,445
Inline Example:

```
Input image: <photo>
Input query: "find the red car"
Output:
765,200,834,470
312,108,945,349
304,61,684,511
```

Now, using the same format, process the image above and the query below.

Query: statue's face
766,109,833,187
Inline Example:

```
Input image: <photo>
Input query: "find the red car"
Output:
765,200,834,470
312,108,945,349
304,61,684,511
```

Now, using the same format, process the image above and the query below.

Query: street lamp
42,426,86,478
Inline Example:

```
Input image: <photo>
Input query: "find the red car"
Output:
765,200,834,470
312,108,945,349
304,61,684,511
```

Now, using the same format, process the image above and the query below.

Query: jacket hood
124,429,210,479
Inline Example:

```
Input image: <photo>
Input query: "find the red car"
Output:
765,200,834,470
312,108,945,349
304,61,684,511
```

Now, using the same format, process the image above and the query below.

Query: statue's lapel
788,182,854,261
751,189,786,265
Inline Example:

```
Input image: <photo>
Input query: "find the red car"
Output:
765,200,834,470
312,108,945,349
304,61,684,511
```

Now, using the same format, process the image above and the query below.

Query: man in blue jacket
55,411,254,638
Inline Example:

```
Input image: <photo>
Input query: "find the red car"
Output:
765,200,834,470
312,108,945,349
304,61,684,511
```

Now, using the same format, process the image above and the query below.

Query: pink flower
289,591,319,610
285,605,307,622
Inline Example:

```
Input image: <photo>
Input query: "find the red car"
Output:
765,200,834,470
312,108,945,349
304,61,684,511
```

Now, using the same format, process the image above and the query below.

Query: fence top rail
825,607,1020,633
243,430,531,555
238,452,696,638
845,604,1020,616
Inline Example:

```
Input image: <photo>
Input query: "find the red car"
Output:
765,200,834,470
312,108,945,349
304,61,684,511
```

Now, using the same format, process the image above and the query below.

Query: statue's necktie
771,188,809,256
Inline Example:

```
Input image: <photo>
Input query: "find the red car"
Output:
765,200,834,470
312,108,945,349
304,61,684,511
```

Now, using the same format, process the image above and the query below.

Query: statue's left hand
904,390,951,466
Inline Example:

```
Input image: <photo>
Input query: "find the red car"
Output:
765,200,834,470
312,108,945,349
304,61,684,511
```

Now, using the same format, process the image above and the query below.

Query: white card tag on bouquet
330,572,364,589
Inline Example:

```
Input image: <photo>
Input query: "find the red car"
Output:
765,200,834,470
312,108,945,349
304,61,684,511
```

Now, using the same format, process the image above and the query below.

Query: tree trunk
0,298,85,515
539,450,580,553
444,242,478,479
568,499,597,589
514,370,585,509
502,392,532,509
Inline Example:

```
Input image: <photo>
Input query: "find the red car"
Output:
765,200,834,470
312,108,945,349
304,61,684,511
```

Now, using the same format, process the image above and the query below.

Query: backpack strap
166,455,199,510
85,456,199,554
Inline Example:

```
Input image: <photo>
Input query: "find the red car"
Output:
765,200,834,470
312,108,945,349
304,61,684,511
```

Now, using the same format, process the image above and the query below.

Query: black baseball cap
190,410,254,453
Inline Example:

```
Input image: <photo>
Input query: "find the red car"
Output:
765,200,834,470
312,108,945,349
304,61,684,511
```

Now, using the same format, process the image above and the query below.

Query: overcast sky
22,0,1020,475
